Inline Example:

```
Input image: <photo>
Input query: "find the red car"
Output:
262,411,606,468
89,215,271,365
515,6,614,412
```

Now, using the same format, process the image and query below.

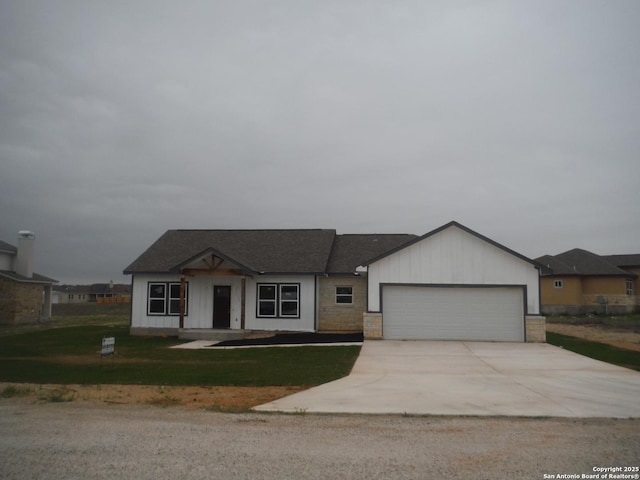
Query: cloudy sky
1,1,639,284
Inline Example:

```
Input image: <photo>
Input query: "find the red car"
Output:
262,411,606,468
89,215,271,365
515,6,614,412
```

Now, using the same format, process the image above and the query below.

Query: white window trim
279,284,300,318
257,283,300,318
335,285,354,305
627,280,633,296
147,282,188,316
257,284,277,318
554,280,563,289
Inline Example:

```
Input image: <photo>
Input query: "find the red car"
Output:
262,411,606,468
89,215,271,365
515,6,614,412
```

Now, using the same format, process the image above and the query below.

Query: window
280,284,299,317
627,280,634,296
336,286,353,304
258,284,277,317
554,280,563,289
257,283,299,318
147,282,188,316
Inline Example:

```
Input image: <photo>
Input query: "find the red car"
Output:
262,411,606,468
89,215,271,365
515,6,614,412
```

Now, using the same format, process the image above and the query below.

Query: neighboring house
53,283,132,304
53,284,91,304
124,221,545,342
535,249,639,315
0,231,57,325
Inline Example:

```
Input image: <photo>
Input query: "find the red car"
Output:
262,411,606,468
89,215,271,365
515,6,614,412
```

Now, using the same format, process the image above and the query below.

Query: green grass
0,322,361,387
547,332,640,371
546,313,640,331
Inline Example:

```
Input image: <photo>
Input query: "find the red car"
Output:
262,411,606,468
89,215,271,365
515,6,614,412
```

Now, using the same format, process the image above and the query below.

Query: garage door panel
382,286,524,342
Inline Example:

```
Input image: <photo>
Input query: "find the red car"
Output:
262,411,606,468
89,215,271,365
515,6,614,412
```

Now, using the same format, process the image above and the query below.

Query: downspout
129,275,134,329
179,274,186,329
240,276,246,330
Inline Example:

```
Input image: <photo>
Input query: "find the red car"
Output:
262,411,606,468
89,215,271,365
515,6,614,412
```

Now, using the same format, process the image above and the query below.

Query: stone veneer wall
525,316,546,343
0,278,45,325
364,313,547,342
317,276,367,332
363,312,383,339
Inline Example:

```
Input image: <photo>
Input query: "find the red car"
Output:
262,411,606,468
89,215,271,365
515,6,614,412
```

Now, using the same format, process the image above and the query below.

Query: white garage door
382,286,525,342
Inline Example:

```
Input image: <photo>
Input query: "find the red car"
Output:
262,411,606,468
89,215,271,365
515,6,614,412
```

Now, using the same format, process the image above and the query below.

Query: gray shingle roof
0,240,17,254
536,249,637,276
604,254,640,268
326,234,417,274
0,239,56,283
124,229,337,274
0,270,57,284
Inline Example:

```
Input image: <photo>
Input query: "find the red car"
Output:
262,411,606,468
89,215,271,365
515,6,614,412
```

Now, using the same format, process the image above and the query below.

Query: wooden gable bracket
181,267,244,276
182,254,244,276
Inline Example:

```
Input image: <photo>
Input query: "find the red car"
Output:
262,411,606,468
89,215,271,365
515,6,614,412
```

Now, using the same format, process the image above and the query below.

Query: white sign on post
101,337,115,357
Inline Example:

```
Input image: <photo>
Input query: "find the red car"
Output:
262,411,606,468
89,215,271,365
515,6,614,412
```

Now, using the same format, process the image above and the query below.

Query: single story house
124,221,545,342
53,283,132,304
536,249,639,315
0,231,57,325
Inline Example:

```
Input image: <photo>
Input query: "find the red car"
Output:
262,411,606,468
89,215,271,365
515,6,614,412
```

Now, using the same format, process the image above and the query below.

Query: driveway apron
255,341,640,417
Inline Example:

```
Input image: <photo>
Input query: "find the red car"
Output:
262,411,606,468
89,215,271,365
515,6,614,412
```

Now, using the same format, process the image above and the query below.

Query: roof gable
124,229,337,275
364,221,537,267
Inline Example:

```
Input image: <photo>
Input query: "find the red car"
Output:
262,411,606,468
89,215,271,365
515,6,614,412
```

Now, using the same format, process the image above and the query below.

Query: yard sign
101,337,115,357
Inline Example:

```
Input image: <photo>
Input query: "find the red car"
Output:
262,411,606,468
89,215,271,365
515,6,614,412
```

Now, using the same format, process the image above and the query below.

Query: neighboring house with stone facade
536,249,639,315
0,232,56,325
124,222,545,342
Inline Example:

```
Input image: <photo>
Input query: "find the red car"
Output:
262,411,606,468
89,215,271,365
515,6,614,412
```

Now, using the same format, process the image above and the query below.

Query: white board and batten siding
366,225,541,342
367,225,540,315
131,274,317,332
130,274,243,330
244,275,316,332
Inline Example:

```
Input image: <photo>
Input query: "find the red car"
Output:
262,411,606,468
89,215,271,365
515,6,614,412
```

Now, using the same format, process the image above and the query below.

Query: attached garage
382,285,525,341
363,221,544,343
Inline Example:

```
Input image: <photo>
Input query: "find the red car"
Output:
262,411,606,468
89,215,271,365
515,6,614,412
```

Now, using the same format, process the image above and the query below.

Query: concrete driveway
255,341,640,417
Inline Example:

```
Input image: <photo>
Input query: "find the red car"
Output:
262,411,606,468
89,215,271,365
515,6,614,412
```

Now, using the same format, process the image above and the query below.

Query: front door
213,286,231,329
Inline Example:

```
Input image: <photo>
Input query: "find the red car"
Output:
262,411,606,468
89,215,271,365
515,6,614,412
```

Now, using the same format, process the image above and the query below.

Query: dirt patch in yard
0,383,306,411
546,323,640,352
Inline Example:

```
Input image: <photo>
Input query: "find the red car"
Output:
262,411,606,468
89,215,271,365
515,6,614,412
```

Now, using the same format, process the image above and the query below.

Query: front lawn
0,324,361,386
545,313,640,331
547,332,640,371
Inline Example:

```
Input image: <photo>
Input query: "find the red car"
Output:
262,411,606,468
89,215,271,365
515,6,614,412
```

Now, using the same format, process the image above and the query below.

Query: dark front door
213,286,231,329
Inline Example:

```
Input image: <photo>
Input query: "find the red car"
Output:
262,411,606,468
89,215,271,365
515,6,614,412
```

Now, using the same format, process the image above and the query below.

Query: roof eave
0,271,57,284
362,221,537,267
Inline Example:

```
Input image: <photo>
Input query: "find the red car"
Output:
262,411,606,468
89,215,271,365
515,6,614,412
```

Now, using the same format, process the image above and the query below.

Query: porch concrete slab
170,340,216,349
254,341,640,418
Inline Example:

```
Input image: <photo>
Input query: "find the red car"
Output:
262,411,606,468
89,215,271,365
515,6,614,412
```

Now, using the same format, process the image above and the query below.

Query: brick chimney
16,230,35,278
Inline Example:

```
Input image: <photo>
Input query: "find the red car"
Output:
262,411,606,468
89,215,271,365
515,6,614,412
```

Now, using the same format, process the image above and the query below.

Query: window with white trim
627,279,633,296
336,286,353,304
147,282,188,316
257,284,277,317
554,280,563,289
257,283,299,318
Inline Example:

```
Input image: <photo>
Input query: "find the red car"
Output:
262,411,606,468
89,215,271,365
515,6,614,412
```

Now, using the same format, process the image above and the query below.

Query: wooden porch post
240,277,246,329
179,275,186,329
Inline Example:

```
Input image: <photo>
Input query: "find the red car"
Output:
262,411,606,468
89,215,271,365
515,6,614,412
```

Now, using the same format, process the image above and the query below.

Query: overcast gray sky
1,0,639,284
